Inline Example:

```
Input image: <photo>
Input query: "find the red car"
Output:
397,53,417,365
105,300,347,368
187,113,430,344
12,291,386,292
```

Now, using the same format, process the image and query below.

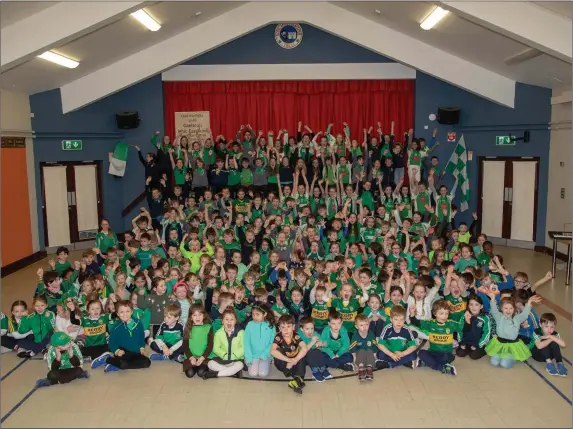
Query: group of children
1,121,567,394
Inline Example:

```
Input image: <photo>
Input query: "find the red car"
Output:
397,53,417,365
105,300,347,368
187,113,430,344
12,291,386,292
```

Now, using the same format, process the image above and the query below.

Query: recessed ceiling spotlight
195,11,202,16
374,9,381,14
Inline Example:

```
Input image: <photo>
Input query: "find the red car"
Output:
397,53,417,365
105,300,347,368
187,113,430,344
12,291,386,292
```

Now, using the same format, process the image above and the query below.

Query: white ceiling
336,1,572,89
0,1,570,95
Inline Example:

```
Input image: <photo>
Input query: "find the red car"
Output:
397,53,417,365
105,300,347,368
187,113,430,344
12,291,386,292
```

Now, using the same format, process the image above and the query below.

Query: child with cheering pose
485,291,542,369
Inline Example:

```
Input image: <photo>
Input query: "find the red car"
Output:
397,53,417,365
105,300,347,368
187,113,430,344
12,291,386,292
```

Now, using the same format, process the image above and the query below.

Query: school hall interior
1,1,572,428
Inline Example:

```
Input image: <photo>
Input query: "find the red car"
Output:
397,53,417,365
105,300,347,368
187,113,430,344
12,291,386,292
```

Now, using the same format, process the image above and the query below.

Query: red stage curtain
164,80,414,143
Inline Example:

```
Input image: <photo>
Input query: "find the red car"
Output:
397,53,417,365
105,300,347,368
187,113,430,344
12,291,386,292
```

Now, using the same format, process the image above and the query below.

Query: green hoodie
19,311,55,343
319,325,350,358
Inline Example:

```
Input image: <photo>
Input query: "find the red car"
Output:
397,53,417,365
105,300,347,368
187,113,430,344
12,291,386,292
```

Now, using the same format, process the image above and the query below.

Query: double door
478,157,539,248
40,161,103,250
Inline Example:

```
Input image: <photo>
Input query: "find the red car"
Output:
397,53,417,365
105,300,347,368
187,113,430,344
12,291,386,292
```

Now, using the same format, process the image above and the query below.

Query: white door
74,165,99,239
481,160,506,238
43,165,71,247
510,161,536,242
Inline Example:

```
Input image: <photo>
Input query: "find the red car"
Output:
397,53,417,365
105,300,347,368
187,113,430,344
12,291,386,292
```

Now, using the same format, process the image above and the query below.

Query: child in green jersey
35,332,88,388
349,314,378,381
409,299,464,376
17,295,55,358
67,299,110,363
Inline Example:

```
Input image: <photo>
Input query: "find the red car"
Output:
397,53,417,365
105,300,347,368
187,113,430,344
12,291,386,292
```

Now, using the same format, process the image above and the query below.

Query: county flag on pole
109,142,129,177
445,135,470,211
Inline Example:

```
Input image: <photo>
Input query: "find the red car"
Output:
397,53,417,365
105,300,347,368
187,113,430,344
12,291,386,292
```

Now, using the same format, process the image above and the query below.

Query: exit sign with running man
496,136,514,146
62,140,83,150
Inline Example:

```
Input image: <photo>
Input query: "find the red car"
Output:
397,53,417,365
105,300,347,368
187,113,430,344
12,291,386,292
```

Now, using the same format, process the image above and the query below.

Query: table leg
567,244,572,286
552,239,558,278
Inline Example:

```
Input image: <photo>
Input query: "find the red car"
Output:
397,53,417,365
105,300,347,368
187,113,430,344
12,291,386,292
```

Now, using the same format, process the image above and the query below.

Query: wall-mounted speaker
437,107,460,125
116,111,140,129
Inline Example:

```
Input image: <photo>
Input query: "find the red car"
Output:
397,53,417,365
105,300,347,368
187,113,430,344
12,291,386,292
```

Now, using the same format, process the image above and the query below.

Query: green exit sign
62,140,83,150
496,136,514,146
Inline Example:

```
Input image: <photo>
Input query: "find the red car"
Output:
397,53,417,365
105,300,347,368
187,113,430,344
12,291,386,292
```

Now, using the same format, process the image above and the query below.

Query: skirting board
534,246,570,262
1,251,47,278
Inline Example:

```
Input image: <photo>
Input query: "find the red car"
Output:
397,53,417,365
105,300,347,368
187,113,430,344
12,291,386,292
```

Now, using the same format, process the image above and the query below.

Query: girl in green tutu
485,291,542,368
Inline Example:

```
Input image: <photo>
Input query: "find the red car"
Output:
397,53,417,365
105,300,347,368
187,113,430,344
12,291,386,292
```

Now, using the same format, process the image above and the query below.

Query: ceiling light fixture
131,9,161,31
420,6,449,30
37,51,79,69
195,11,202,16
374,9,381,14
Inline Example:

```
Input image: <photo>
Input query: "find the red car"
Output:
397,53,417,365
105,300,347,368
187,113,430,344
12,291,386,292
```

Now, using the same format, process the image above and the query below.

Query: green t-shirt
79,314,111,347
173,167,188,185
240,169,253,186
310,301,330,330
416,319,463,353
331,298,360,333
227,169,241,186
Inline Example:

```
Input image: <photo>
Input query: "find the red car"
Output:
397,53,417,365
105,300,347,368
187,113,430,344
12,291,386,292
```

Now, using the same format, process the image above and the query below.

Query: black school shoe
201,370,219,380
375,360,390,370
456,346,469,358
17,350,32,359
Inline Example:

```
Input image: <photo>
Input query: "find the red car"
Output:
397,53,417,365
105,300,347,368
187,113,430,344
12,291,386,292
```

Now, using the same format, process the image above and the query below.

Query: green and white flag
445,135,470,211
109,142,129,177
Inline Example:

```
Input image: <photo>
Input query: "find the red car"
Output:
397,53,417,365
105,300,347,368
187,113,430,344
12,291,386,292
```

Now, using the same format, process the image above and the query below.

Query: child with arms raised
485,291,542,369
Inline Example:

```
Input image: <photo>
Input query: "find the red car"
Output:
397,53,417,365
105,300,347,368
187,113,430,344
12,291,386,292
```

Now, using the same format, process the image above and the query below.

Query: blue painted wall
185,24,394,64
30,26,551,248
30,76,164,247
414,73,551,242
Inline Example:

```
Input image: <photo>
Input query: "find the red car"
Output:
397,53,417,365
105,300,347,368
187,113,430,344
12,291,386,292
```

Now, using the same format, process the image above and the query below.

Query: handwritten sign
174,111,210,142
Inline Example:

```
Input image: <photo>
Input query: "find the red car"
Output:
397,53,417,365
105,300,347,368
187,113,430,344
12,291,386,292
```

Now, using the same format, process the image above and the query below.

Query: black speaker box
116,111,140,129
437,107,460,125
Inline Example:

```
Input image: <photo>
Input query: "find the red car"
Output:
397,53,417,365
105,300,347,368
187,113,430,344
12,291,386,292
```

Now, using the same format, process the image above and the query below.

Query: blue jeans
322,352,353,369
490,356,515,368
418,350,454,371
394,167,404,185
377,350,417,367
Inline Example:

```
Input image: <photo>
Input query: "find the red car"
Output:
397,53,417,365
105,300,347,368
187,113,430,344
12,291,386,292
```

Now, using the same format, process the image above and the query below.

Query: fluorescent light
37,51,79,69
420,6,449,30
131,9,161,32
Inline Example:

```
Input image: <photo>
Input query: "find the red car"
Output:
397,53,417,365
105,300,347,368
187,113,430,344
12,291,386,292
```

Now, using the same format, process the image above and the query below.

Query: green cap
50,332,71,347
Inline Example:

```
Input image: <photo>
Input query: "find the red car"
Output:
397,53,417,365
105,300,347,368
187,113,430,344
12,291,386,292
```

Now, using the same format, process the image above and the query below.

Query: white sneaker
1,346,12,354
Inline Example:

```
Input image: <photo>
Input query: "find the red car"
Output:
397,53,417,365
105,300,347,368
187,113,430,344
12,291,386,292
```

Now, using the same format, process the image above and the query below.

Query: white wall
0,89,39,252
545,87,572,252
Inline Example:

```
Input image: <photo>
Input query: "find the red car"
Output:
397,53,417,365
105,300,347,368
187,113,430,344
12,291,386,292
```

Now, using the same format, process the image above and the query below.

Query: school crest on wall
275,24,303,49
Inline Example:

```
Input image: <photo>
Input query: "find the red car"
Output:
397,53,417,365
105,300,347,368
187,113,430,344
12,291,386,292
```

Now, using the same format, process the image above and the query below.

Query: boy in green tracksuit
17,296,56,358
51,247,71,277
319,311,354,371
409,299,464,376
35,332,89,388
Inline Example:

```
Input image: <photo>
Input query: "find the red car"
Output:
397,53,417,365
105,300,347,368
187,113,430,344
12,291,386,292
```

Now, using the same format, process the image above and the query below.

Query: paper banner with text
174,111,211,142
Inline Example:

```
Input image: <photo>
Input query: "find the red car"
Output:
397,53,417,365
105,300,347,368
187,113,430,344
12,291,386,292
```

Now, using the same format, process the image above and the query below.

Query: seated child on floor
35,332,89,388
319,311,354,372
456,294,491,360
244,304,276,378
530,312,567,377
98,300,151,373
409,299,463,376
149,304,184,362
349,314,378,381
270,314,310,394
375,305,418,370
485,291,542,369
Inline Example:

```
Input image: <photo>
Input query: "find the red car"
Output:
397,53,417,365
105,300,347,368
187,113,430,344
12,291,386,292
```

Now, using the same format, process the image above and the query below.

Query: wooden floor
1,246,572,428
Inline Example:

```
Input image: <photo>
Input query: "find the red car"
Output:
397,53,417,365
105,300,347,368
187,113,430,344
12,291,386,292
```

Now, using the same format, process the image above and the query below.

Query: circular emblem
275,24,303,49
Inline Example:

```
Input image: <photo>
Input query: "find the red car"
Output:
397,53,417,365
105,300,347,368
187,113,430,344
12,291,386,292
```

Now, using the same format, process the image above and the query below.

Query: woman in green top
94,219,118,255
